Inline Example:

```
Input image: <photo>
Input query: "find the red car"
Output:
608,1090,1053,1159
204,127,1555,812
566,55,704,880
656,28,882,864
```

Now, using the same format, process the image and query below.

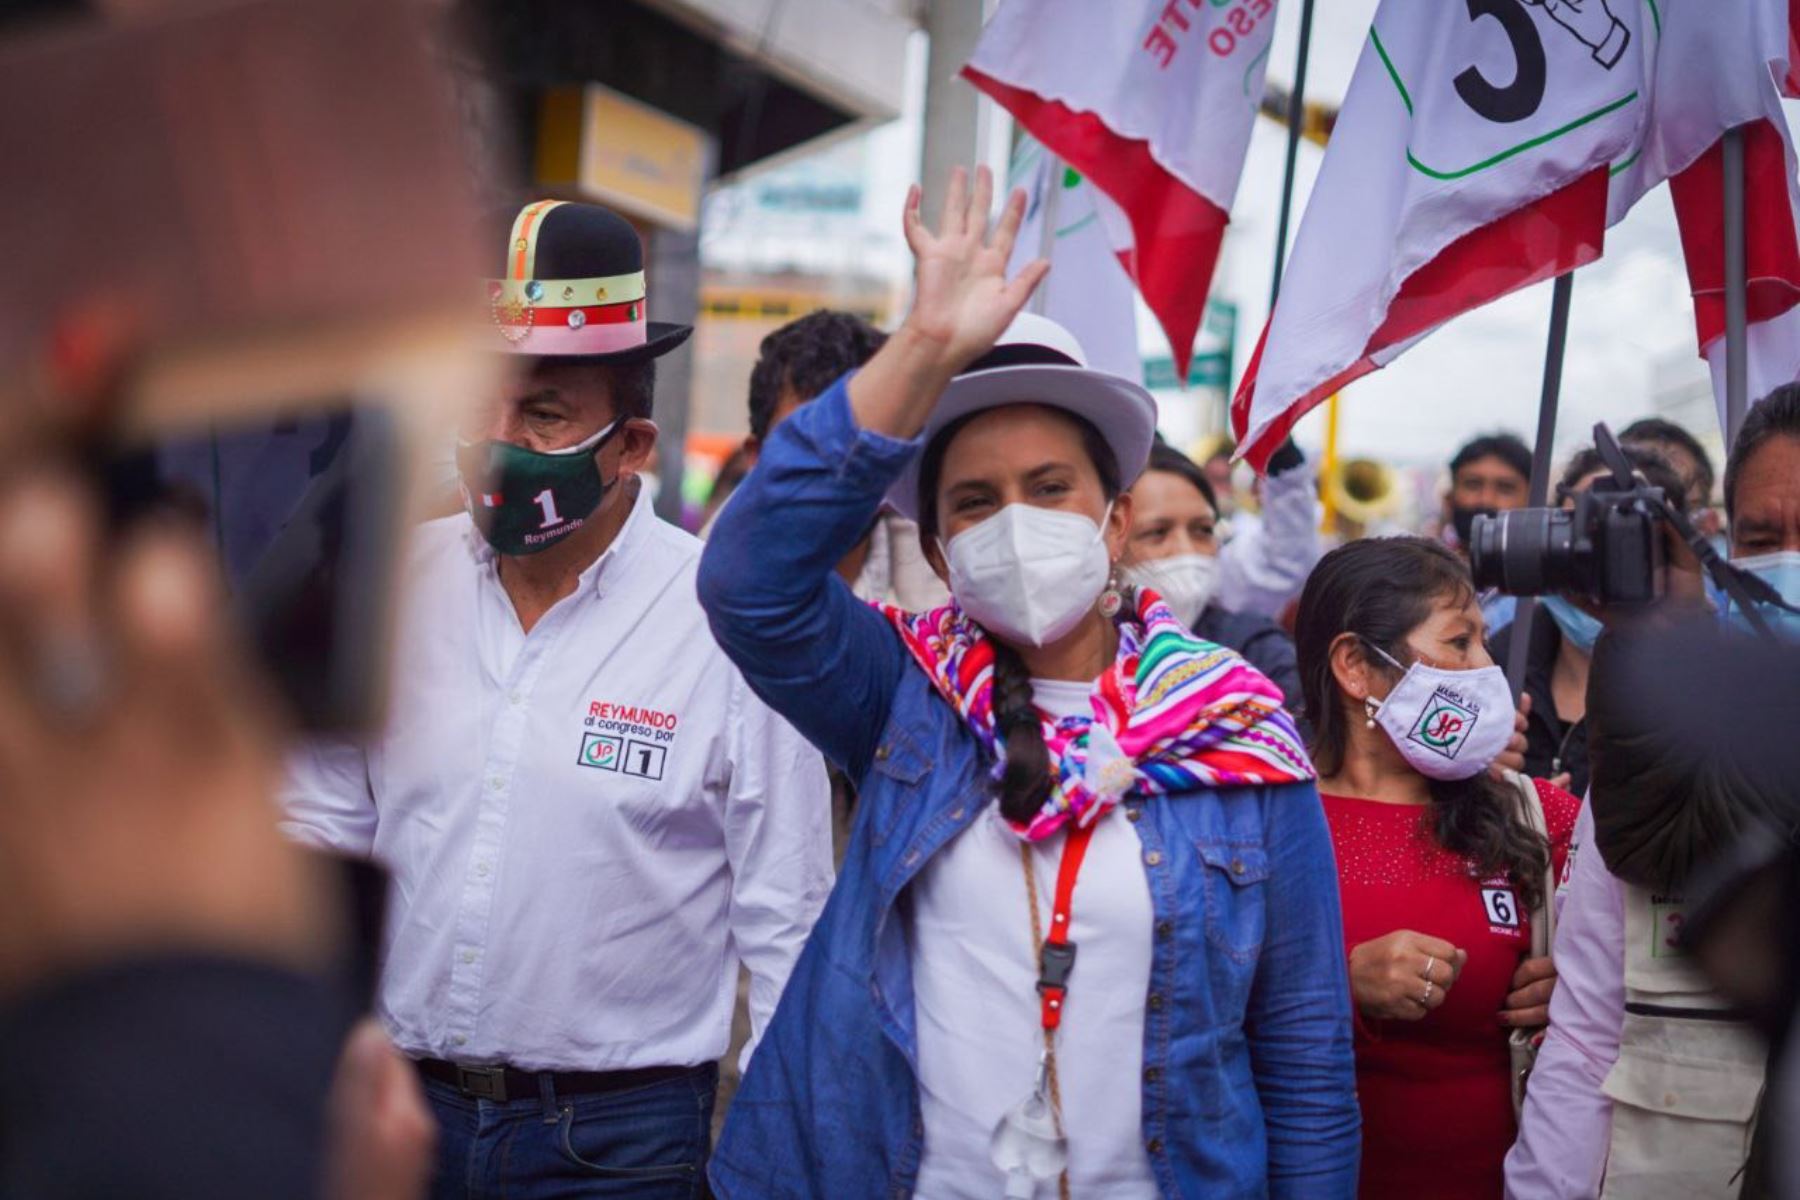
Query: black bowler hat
485,200,693,364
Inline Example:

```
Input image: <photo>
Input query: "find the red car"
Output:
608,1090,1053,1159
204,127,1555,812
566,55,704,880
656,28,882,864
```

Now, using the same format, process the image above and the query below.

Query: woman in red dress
1294,537,1578,1200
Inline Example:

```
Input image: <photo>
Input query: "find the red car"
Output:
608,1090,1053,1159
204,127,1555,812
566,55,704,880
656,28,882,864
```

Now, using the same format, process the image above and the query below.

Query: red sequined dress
1321,780,1579,1200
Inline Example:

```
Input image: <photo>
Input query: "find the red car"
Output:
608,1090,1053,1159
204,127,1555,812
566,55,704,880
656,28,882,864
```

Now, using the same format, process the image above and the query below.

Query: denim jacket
696,378,1359,1199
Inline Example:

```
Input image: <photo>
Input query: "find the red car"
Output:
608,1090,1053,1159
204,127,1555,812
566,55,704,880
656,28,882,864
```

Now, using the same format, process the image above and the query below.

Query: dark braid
915,404,1125,824
990,639,1055,823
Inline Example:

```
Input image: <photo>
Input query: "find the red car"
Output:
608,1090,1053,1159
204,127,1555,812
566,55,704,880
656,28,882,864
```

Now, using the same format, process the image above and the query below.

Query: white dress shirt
910,679,1158,1200
281,484,834,1072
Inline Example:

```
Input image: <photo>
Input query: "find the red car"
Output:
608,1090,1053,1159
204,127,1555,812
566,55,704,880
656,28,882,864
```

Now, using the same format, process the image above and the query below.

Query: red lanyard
1034,821,1097,1032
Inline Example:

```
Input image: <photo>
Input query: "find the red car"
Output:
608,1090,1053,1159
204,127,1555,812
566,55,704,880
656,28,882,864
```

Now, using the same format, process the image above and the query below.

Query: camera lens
1469,508,1578,596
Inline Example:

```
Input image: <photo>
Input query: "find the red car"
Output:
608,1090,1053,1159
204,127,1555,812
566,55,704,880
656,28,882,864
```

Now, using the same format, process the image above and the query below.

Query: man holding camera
282,201,834,1198
1504,401,1800,1198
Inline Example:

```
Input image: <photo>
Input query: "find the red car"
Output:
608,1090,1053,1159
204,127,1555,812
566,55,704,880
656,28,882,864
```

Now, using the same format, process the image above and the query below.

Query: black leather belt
414,1057,698,1103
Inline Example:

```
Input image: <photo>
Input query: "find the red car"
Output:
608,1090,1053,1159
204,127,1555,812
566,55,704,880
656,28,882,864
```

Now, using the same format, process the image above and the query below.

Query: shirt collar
462,476,654,597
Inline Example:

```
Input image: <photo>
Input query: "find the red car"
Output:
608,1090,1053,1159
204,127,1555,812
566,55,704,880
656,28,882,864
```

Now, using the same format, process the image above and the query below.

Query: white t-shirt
910,679,1158,1200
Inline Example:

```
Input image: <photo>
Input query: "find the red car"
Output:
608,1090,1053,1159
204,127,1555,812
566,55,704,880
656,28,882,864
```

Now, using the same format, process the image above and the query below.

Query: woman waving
698,167,1359,1199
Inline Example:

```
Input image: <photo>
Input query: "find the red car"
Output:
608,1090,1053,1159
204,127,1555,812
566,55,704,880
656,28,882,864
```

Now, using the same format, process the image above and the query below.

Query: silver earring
1098,566,1123,619
1363,696,1381,728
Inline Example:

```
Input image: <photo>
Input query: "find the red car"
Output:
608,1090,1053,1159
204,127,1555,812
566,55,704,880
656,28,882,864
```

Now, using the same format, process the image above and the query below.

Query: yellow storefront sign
536,84,709,232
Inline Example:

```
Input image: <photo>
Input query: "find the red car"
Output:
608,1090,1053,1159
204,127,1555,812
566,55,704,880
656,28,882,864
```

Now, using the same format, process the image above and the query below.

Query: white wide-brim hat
885,311,1159,522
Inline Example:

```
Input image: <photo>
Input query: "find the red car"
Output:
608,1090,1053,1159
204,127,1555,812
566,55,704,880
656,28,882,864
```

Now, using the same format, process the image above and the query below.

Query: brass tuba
1321,456,1399,536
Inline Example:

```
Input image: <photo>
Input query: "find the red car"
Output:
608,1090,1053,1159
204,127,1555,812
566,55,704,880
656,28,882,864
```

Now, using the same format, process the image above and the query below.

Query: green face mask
457,419,621,556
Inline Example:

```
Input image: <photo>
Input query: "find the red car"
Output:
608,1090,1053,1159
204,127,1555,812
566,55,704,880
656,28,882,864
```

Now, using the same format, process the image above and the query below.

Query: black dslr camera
1468,424,1665,606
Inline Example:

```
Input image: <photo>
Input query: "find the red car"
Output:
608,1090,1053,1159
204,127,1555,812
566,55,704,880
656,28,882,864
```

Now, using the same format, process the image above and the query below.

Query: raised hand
850,165,1049,439
901,165,1048,375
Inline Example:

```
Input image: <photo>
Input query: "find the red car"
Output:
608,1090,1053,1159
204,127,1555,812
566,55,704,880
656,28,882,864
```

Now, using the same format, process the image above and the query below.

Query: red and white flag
1640,3,1800,427
965,0,1276,378
1232,0,1651,470
1785,0,1800,96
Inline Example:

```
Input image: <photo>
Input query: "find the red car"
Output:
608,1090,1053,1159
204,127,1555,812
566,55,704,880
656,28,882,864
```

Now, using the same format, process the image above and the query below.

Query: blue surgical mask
1725,550,1800,641
1541,595,1603,655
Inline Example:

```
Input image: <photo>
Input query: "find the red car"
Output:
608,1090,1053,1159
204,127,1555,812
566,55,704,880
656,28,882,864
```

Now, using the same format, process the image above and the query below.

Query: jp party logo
577,733,622,771
576,731,666,781
1406,690,1479,760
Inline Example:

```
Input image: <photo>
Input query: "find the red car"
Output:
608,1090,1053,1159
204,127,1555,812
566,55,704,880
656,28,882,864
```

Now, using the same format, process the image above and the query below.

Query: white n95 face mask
944,503,1112,648
1124,553,1219,628
1364,642,1514,781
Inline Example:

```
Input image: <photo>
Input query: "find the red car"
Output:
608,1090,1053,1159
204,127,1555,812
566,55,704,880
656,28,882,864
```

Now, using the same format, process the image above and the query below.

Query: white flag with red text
965,0,1276,378
1232,0,1650,470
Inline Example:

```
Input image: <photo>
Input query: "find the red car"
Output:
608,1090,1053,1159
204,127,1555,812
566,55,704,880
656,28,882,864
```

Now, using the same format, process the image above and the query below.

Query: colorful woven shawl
876,587,1317,841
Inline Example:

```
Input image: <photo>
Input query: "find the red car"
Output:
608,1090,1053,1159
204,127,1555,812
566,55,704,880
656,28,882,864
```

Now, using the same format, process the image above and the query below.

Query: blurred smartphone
2,0,498,732
100,402,403,733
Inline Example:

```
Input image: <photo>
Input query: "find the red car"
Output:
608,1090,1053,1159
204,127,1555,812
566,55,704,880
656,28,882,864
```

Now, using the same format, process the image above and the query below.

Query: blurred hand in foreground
328,1019,436,1200
0,465,335,992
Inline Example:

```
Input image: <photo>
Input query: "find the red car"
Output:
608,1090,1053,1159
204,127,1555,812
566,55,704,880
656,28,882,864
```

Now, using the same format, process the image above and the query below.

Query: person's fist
1499,954,1558,1028
1349,930,1467,1021
1528,0,1630,67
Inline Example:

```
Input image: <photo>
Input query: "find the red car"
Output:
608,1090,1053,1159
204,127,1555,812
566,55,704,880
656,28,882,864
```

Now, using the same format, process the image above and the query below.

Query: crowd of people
5,167,1800,1200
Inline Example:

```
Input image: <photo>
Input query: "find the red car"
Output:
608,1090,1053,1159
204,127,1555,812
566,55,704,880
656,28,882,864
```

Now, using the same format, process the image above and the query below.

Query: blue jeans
424,1063,717,1200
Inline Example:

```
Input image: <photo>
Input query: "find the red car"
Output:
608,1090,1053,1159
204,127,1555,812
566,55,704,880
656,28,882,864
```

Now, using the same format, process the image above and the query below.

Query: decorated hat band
486,270,648,354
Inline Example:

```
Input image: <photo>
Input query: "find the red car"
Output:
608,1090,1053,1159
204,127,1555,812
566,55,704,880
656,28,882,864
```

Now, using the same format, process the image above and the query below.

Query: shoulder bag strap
1505,769,1555,957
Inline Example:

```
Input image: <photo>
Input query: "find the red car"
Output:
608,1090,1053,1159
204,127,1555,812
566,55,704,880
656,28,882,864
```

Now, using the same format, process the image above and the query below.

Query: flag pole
1029,152,1062,316
1723,125,1749,449
1317,392,1342,533
1505,271,1575,703
1268,0,1318,308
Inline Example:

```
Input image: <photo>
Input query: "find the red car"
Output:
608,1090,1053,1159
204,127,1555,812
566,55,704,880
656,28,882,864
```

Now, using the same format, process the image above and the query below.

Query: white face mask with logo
1123,553,1219,628
1363,641,1514,781
943,503,1113,648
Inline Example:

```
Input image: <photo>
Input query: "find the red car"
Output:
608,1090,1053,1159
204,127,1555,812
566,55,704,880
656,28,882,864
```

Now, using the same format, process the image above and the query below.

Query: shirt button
1147,993,1165,1012
488,776,504,791
949,807,965,820
1155,920,1174,940
461,950,476,964
1146,1137,1164,1155
1231,859,1246,875
476,862,491,877
453,1035,468,1047
874,745,891,762
1144,851,1163,867
1126,807,1142,823
1143,1065,1162,1083
508,692,523,707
